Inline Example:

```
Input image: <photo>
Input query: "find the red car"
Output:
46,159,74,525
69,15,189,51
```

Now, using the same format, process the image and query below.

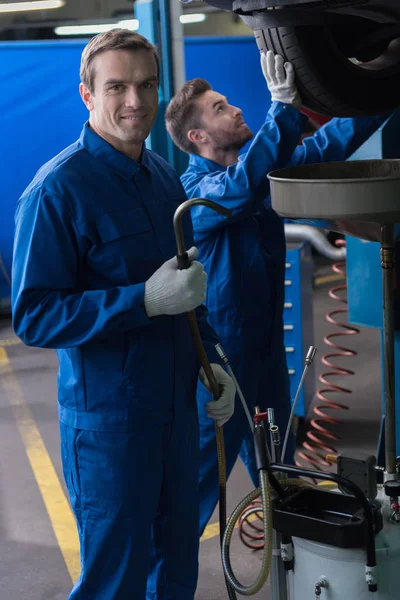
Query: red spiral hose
297,240,359,471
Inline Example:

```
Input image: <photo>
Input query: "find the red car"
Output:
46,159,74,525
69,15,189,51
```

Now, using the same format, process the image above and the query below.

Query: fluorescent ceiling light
55,19,139,36
0,0,65,12
180,13,206,24
118,19,139,29
55,24,120,36
54,13,203,37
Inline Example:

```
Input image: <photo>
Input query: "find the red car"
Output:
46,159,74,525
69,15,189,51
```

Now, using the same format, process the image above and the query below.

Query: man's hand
199,363,235,427
261,50,302,109
144,246,207,317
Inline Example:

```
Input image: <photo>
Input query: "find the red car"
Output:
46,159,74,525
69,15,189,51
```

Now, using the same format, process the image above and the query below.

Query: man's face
195,90,253,153
80,49,159,159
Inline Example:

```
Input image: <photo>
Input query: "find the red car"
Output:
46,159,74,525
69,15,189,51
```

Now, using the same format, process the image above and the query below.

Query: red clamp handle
253,412,268,424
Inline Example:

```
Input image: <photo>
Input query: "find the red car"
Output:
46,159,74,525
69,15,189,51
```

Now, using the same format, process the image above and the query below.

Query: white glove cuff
144,280,166,318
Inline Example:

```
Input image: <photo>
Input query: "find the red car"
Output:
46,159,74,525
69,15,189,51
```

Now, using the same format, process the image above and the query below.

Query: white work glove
261,50,302,109
144,246,207,317
199,363,235,427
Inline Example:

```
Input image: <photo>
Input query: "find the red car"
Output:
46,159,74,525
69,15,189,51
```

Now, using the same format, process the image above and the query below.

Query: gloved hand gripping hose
173,199,236,599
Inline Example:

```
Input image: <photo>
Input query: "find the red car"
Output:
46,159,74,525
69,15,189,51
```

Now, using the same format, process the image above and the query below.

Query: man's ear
188,129,207,147
79,82,95,111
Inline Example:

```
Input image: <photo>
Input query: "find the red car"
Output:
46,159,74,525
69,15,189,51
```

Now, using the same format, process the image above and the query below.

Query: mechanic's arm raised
290,111,390,166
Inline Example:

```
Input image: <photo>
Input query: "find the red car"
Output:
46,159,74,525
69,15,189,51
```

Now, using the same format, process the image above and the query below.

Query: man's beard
209,126,253,153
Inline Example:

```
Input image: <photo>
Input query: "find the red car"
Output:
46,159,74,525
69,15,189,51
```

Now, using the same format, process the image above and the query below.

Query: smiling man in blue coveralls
165,50,390,536
11,29,237,600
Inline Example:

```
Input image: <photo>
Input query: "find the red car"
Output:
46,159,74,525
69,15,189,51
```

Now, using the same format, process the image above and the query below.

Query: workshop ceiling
0,0,251,39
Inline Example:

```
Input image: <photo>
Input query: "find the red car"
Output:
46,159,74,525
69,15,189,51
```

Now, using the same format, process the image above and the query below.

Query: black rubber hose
173,199,236,600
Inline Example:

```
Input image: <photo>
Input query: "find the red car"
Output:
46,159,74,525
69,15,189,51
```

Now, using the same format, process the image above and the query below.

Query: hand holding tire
261,50,302,108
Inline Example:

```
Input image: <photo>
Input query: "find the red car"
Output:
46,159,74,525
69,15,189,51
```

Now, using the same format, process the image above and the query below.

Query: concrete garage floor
0,260,382,600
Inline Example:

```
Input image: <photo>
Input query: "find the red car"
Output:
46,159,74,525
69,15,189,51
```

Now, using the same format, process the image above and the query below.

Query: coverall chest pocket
91,208,159,285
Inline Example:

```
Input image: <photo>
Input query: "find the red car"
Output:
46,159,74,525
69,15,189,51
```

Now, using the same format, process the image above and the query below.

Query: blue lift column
135,0,187,173
346,109,400,458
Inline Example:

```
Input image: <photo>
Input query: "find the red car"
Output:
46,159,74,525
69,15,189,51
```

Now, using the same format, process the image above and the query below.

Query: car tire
255,25,400,116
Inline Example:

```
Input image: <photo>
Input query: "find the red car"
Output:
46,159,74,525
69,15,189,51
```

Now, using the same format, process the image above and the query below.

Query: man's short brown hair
80,28,160,93
165,78,212,154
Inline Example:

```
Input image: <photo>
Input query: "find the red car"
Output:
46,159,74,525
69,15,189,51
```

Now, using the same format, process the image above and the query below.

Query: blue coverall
182,101,389,535
12,123,220,600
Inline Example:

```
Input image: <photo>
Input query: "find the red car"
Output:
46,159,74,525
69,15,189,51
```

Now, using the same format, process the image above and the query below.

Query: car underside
198,0,400,115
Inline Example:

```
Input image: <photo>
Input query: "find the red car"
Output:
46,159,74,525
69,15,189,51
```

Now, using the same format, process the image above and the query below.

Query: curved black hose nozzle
174,198,232,271
268,463,378,592
173,198,232,398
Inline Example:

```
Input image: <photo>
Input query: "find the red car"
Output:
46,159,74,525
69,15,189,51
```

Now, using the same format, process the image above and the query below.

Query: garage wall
1,40,87,310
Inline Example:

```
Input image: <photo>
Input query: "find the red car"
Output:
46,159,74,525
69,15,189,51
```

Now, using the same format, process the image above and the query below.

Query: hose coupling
315,576,328,597
270,425,281,446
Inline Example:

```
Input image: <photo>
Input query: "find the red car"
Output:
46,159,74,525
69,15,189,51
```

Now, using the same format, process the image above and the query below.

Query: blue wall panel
1,41,88,309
